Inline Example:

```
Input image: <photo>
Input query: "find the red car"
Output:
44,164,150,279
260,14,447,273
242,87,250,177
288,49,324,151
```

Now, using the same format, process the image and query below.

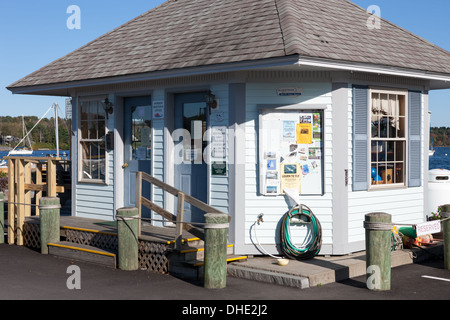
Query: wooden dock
3,160,240,279
5,156,71,245
24,215,202,245
19,215,204,274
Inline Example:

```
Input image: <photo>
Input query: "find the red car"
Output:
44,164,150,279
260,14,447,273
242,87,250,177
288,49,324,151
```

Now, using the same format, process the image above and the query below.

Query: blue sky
1,0,449,126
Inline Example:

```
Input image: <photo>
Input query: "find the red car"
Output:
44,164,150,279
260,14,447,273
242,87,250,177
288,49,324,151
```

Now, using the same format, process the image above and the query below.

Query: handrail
5,156,71,245
135,171,231,248
141,171,223,214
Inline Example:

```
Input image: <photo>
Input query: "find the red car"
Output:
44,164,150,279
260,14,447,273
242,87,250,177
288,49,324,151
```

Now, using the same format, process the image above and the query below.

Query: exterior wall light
102,98,114,115
205,91,217,114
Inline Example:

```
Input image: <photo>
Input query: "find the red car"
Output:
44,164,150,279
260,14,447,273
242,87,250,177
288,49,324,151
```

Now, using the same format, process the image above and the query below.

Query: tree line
431,127,450,147
0,116,71,150
0,115,448,149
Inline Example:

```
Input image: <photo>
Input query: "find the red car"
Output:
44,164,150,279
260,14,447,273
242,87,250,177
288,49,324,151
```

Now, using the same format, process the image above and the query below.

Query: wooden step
48,241,117,268
178,244,234,261
168,247,248,281
191,255,248,267
166,237,204,247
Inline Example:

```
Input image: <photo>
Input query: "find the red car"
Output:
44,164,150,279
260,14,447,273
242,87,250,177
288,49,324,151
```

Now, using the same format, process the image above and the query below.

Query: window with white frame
369,89,407,187
79,100,107,182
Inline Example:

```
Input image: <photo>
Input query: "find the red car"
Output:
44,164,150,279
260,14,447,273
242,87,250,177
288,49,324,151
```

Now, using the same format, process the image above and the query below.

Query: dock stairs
48,241,117,268
168,238,248,281
46,226,247,280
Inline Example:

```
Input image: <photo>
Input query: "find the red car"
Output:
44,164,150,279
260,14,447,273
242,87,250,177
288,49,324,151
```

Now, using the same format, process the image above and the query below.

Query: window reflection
131,106,152,160
182,102,207,162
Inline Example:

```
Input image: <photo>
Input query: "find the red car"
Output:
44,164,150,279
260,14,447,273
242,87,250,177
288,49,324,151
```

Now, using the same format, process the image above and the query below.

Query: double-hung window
353,86,421,191
79,99,107,183
369,89,407,187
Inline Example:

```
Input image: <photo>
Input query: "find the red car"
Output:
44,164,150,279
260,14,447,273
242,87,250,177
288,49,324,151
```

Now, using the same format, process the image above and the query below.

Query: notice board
259,109,323,196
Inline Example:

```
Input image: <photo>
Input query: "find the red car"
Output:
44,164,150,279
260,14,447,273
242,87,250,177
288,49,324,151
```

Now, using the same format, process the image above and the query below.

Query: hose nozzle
257,213,264,224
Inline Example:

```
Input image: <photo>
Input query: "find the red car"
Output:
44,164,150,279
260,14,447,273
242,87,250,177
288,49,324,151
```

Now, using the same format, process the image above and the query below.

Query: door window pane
131,105,152,160
182,102,207,162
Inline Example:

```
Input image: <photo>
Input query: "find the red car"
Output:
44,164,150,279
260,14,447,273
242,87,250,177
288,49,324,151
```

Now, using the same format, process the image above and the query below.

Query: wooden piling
175,192,185,250
204,213,229,289
39,197,61,254
0,192,4,244
7,158,15,244
117,207,139,271
16,159,25,245
364,212,392,291
441,205,450,270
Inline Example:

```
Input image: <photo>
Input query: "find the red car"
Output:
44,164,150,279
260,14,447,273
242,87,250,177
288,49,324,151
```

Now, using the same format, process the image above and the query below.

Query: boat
0,104,59,168
9,146,33,156
4,115,34,156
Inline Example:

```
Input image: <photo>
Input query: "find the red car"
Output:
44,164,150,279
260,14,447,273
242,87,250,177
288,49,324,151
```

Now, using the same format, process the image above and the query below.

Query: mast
54,103,59,158
23,115,33,150
10,105,53,152
22,115,25,147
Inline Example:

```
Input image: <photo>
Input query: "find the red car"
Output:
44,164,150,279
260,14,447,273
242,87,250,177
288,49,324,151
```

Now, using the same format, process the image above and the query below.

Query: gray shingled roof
8,0,450,90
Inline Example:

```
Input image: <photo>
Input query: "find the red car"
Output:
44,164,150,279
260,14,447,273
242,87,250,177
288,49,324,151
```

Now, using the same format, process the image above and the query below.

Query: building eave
296,55,450,89
7,54,450,97
6,55,300,96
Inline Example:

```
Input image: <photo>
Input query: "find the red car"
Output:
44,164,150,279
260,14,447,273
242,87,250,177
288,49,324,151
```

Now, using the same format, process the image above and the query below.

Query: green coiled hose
280,204,322,260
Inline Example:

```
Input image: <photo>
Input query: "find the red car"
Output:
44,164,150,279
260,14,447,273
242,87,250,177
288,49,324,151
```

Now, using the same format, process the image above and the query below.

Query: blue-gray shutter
352,85,369,191
408,91,422,187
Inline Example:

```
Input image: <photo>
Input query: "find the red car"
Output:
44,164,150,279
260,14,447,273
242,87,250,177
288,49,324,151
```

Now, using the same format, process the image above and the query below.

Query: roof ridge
275,0,307,56
274,0,288,56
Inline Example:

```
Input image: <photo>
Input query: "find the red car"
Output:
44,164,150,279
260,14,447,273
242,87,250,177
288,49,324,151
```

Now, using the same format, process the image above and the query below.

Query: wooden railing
5,156,71,245
135,172,230,249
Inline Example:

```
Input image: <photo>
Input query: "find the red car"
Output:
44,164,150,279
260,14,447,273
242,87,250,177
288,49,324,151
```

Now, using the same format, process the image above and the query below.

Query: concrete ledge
227,243,443,289
227,264,310,289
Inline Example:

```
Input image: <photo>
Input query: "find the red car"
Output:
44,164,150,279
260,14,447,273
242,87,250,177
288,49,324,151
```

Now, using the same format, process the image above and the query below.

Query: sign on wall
277,87,303,97
259,109,323,196
152,100,164,119
65,98,72,119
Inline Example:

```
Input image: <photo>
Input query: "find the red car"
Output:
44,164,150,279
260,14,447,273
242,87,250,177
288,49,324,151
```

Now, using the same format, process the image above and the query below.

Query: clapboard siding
148,90,166,226
348,187,424,243
244,82,333,253
75,160,115,220
76,187,114,198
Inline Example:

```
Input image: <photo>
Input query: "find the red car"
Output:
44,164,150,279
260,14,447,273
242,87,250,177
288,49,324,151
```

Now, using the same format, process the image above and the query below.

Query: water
0,150,70,165
1,147,448,170
429,147,450,170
